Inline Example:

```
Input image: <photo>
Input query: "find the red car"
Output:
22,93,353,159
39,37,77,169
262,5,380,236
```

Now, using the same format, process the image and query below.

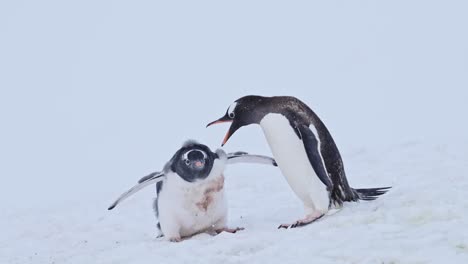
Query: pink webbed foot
278,213,325,229
215,227,245,234
169,237,182,242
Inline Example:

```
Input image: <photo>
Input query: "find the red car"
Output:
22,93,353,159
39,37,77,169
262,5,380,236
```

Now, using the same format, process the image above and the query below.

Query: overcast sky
1,1,467,209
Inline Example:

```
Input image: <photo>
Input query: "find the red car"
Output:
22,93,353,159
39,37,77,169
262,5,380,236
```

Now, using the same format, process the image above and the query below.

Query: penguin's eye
227,102,237,119
184,159,191,166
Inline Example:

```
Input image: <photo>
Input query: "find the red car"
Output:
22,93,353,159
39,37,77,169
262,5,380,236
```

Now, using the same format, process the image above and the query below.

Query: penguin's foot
278,213,325,229
215,227,245,234
169,237,182,242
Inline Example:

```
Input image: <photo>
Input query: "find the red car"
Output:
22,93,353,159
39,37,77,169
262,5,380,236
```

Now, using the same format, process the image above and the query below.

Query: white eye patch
227,102,237,118
183,149,208,160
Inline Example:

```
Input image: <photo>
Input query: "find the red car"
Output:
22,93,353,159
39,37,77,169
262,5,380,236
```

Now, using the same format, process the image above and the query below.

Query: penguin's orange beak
207,114,235,146
221,130,232,146
206,119,231,127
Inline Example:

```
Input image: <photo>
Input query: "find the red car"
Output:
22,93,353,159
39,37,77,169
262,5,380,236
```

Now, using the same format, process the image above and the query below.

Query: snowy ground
2,1,468,263
3,141,468,264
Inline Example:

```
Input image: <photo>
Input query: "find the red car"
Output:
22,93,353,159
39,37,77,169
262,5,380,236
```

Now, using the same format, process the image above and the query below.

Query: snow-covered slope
1,1,468,263
3,142,468,264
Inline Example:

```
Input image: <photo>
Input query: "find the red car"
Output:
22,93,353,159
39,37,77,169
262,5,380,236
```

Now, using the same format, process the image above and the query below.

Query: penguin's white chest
157,161,228,237
260,114,329,211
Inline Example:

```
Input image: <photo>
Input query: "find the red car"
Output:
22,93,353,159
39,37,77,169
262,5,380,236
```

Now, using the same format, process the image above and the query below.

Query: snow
2,142,468,263
1,0,468,263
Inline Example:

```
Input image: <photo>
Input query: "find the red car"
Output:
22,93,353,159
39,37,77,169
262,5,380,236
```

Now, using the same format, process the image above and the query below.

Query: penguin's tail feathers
354,187,391,201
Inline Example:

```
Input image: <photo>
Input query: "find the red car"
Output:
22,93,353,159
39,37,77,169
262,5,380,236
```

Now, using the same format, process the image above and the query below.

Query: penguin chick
108,140,277,241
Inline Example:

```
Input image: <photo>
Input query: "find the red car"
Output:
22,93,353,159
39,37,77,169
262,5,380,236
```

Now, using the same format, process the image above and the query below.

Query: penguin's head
207,95,267,146
171,141,216,182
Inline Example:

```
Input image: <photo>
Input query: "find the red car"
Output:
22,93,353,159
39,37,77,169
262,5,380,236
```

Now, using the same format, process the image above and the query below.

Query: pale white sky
0,1,467,208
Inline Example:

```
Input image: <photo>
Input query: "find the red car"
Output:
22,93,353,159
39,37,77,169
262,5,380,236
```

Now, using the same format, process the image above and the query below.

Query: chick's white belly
179,190,226,237
158,173,227,237
260,114,329,211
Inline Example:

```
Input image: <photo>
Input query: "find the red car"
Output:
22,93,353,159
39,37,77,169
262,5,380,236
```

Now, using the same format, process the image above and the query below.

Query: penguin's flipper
137,171,163,183
296,125,333,189
227,152,277,166
108,171,165,210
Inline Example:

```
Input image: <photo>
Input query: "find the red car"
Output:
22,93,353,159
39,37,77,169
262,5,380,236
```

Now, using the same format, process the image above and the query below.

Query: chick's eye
185,159,190,165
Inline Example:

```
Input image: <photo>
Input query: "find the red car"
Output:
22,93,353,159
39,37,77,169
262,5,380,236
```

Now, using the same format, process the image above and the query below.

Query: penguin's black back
245,96,361,205
283,96,360,205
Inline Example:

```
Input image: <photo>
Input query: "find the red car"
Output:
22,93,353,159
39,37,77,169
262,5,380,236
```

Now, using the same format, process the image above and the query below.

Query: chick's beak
194,160,204,168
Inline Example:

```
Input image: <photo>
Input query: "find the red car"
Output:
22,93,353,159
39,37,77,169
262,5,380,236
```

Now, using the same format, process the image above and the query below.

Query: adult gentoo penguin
108,140,277,242
207,96,390,229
